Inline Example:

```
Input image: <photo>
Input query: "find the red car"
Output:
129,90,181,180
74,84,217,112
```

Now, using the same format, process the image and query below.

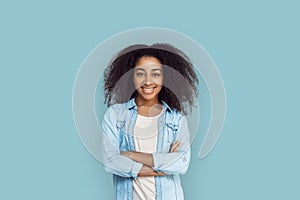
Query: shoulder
103,102,128,120
104,99,135,120
108,102,127,111
163,103,185,126
163,101,184,119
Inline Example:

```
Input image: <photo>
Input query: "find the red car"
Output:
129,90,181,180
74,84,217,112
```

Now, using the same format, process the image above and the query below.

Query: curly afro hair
103,43,199,115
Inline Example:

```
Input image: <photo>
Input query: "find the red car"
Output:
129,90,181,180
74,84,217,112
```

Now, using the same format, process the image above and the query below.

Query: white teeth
142,87,154,94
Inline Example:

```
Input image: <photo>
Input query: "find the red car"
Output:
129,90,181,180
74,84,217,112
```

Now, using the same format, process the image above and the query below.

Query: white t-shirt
133,110,163,200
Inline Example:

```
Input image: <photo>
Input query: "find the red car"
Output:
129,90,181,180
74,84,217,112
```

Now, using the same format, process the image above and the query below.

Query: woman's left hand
169,141,181,153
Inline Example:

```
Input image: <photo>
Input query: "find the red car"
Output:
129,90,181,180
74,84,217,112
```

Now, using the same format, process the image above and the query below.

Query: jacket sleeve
101,106,143,179
152,115,191,175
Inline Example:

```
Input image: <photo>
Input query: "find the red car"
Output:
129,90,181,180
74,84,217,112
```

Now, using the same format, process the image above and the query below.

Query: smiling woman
101,43,199,200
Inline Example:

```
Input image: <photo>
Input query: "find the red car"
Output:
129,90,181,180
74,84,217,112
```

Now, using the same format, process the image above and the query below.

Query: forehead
135,56,162,70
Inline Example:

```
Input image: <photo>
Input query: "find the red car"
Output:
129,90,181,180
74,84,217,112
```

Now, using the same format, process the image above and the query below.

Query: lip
141,86,156,94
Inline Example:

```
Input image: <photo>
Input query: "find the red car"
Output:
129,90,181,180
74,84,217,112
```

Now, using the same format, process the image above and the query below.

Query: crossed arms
120,141,182,177
101,108,190,179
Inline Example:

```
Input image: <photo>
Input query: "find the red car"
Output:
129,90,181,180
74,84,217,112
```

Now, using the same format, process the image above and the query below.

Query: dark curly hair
103,43,199,115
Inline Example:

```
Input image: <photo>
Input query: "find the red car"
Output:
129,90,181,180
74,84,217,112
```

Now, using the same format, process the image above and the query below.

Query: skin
121,56,181,177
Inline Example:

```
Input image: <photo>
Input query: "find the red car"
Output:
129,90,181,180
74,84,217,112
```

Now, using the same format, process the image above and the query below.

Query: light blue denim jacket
101,98,191,200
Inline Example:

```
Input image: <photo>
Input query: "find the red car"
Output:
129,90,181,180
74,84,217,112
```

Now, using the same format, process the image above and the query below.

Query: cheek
133,77,141,86
133,77,140,84
157,85,163,92
157,77,163,85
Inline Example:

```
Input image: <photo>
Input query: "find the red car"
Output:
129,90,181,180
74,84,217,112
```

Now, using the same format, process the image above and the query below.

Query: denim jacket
101,98,191,200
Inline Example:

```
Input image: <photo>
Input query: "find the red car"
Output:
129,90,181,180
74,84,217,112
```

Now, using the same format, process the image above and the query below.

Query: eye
136,72,145,77
152,73,161,77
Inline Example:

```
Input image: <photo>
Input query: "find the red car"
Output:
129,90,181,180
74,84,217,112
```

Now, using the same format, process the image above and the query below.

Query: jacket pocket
116,120,128,151
165,122,179,143
116,120,125,129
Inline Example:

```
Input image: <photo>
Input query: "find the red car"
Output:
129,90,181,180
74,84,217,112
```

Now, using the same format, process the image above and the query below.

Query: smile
141,86,157,94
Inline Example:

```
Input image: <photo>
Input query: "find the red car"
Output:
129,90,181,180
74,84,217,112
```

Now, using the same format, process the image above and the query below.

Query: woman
101,43,198,200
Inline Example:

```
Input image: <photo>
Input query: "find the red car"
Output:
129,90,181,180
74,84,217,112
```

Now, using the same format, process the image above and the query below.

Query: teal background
1,0,299,199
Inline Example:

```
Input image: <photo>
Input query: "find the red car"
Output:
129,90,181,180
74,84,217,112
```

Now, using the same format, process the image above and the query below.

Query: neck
135,96,160,107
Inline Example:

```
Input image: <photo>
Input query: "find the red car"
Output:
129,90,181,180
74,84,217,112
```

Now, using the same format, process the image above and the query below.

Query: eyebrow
135,68,162,72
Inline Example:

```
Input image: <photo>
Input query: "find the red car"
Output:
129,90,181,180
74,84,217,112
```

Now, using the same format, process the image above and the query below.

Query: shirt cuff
152,152,183,172
151,152,163,171
131,161,143,179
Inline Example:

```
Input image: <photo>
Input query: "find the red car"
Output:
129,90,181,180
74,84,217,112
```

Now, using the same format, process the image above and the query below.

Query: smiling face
133,56,163,106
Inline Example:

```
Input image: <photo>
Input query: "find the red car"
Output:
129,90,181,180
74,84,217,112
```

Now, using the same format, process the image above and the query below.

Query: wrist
127,151,133,159
120,151,132,158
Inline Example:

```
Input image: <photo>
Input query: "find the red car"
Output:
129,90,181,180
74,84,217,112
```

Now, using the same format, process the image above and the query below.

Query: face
133,56,163,104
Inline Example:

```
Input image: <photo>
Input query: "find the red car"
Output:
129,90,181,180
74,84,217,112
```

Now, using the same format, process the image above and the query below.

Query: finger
170,141,177,153
169,142,175,152
170,141,179,152
172,142,181,152
170,141,181,152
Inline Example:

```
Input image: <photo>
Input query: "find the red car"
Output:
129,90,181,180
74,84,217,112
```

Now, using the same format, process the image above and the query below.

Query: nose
144,73,153,85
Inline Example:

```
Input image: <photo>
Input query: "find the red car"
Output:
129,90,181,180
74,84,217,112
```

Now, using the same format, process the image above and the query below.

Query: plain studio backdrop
0,1,299,199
